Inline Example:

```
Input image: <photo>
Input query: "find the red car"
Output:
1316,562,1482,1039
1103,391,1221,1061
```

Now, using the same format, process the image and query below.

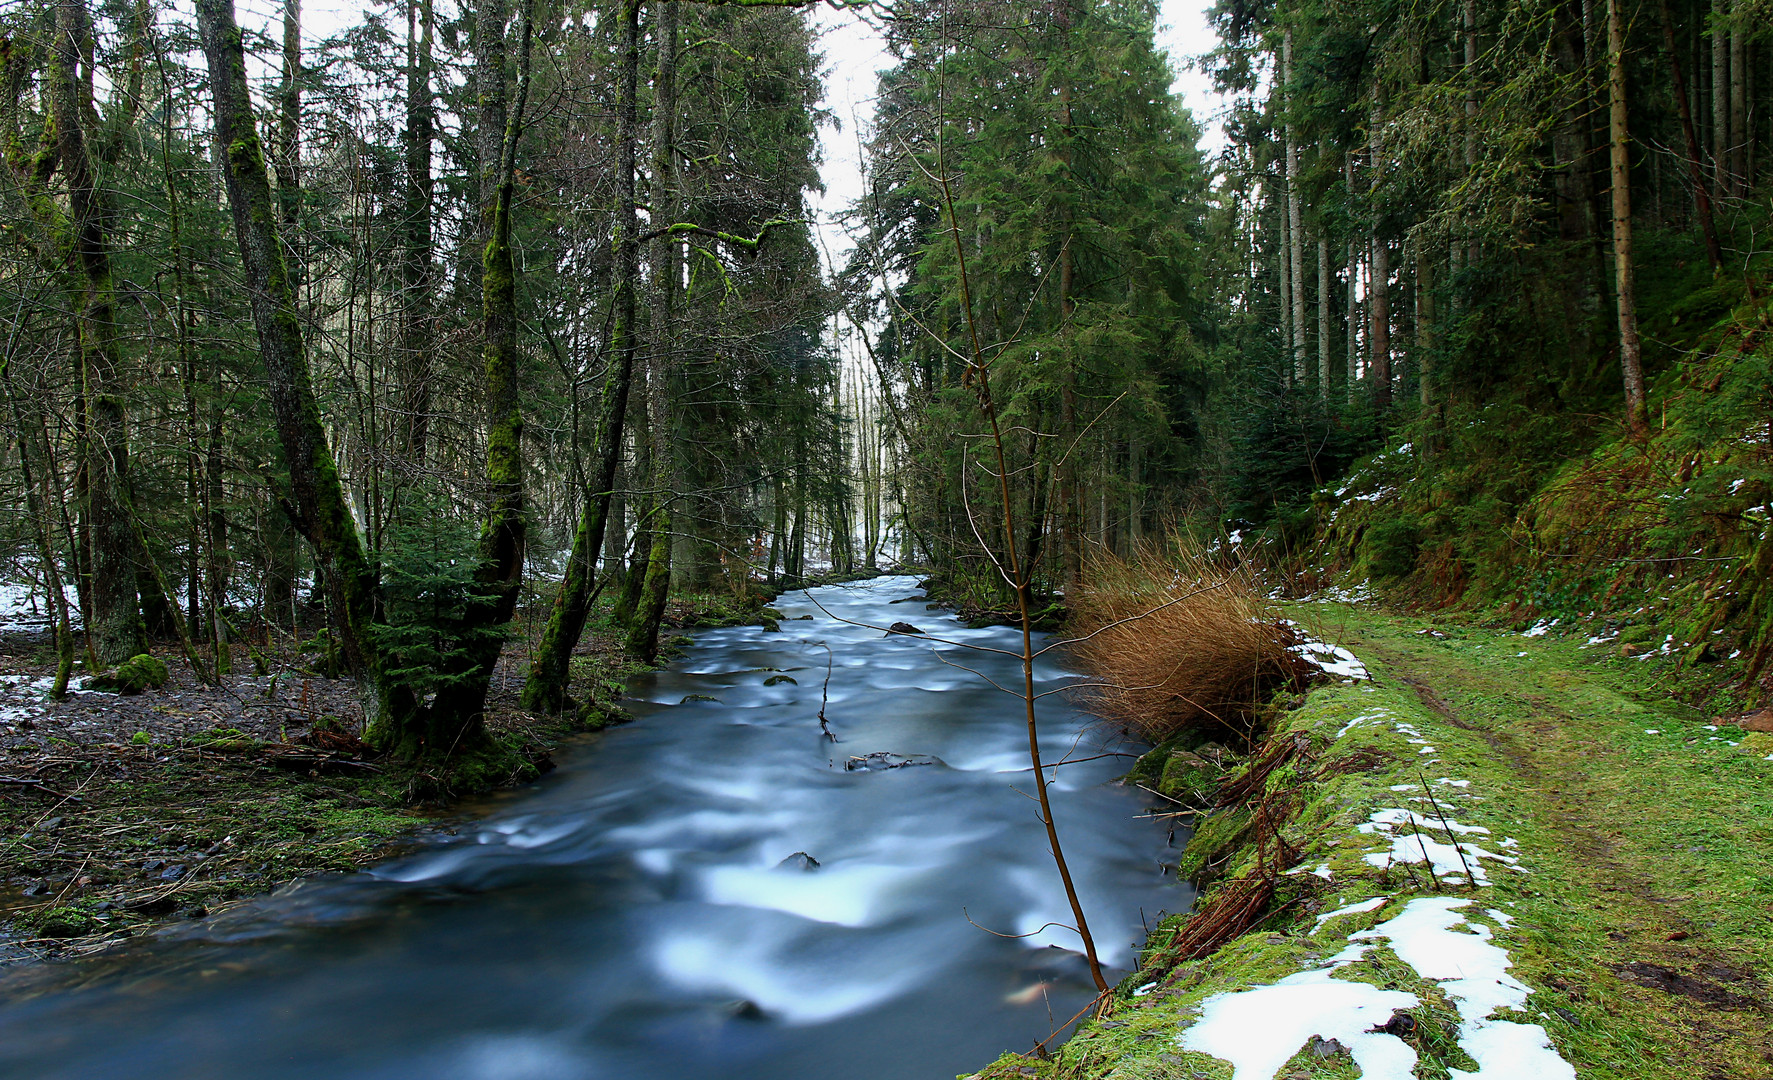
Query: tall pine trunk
399,0,436,463
629,0,680,663
1284,26,1306,385
519,0,642,714
1607,0,1648,435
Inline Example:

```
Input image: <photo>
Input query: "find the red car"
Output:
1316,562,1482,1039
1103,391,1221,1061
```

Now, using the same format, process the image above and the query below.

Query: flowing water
0,577,1190,1079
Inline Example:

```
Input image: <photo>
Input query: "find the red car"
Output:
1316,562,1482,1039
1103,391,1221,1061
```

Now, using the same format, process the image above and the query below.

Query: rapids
0,576,1189,1079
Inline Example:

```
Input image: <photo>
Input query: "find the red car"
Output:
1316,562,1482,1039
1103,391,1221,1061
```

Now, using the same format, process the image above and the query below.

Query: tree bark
399,0,436,462
1607,0,1648,435
1728,9,1745,198
1284,26,1306,385
195,0,409,732
1317,233,1332,397
1368,94,1391,411
52,0,146,665
432,0,535,735
1712,0,1727,191
519,0,642,714
1345,155,1360,404
629,0,680,663
1656,0,1723,271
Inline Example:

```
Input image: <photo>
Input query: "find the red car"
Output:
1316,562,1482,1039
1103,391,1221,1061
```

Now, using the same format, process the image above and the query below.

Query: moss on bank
965,604,1773,1080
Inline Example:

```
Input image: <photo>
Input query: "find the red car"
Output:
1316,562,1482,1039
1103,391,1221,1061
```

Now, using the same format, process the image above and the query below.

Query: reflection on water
0,577,1190,1080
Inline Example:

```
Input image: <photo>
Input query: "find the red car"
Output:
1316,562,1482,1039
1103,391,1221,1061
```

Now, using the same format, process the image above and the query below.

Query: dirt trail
1345,620,1773,1078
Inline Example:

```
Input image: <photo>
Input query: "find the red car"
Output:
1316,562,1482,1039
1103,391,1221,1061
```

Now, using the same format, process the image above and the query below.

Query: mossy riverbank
969,603,1772,1080
0,586,786,965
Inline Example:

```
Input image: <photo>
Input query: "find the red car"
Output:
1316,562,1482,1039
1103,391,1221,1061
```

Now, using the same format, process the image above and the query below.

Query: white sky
806,0,1227,273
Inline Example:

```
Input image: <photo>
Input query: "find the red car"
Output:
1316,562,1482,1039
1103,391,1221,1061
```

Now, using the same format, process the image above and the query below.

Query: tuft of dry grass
1066,541,1310,744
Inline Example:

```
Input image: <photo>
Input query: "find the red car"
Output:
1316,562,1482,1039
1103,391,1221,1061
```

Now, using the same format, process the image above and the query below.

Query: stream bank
0,587,787,964
970,602,1773,1080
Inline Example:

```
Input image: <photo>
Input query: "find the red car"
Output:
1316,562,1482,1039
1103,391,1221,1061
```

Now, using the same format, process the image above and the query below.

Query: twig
1420,774,1477,888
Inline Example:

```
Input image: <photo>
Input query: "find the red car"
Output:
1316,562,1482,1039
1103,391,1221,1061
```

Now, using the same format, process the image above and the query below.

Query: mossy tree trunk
519,0,642,714
52,0,147,665
195,0,411,734
428,0,535,742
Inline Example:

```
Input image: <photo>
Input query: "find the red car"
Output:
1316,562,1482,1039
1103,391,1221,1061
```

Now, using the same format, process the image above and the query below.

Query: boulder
84,654,170,695
886,622,925,636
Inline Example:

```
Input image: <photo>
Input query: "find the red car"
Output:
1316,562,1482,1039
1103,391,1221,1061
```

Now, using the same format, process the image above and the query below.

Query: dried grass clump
1067,542,1308,743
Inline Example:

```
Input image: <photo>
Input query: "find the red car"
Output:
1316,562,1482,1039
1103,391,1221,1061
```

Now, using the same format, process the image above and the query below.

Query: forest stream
0,576,1185,1080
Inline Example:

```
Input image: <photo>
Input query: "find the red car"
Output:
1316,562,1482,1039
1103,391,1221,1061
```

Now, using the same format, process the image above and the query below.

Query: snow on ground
1284,621,1373,680
0,580,52,633
1180,895,1574,1080
1174,631,1574,1080
1357,806,1521,886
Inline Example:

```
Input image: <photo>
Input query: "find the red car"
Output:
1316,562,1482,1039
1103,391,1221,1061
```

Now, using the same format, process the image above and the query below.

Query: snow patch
1313,896,1388,931
1355,898,1576,1080
1357,808,1518,885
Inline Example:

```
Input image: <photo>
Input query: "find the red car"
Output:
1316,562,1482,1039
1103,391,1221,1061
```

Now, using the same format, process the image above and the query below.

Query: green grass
967,604,1773,1080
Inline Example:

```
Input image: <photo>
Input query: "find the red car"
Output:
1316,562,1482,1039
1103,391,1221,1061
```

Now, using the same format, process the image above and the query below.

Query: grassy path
971,604,1771,1080
1320,607,1773,1078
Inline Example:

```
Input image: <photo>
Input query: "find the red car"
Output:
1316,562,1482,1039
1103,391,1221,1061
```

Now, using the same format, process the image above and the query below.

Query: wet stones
843,752,941,771
775,851,820,871
886,622,925,636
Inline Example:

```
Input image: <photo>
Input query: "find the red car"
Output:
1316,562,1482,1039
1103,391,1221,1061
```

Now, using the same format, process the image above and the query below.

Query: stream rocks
887,622,925,636
775,851,820,871
843,752,942,771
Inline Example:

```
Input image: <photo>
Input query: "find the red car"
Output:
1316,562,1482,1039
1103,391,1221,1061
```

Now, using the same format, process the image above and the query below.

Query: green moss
1010,606,1773,1080
14,904,102,939
1175,807,1250,883
85,653,169,694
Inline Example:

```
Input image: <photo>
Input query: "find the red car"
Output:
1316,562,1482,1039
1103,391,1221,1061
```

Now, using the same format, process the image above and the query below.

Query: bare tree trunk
520,0,642,714
1464,0,1480,266
1284,26,1306,385
1657,0,1723,271
195,0,410,734
1317,234,1332,396
1345,154,1361,403
1729,9,1746,198
275,0,301,268
1368,93,1391,411
1608,0,1648,436
1713,0,1728,191
477,0,507,240
629,0,680,663
399,0,435,462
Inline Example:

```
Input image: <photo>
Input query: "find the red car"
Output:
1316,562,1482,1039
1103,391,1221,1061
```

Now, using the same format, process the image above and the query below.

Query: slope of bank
971,603,1772,1080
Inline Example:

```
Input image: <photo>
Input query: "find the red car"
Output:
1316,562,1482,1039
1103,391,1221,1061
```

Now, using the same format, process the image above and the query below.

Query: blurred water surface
0,576,1188,1080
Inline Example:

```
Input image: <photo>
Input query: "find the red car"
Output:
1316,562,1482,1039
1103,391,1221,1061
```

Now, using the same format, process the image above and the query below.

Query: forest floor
0,589,775,966
976,602,1773,1080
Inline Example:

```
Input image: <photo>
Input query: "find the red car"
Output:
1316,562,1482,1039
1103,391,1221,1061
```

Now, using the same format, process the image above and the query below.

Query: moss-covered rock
85,654,169,695
18,904,101,938
1176,806,1252,883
